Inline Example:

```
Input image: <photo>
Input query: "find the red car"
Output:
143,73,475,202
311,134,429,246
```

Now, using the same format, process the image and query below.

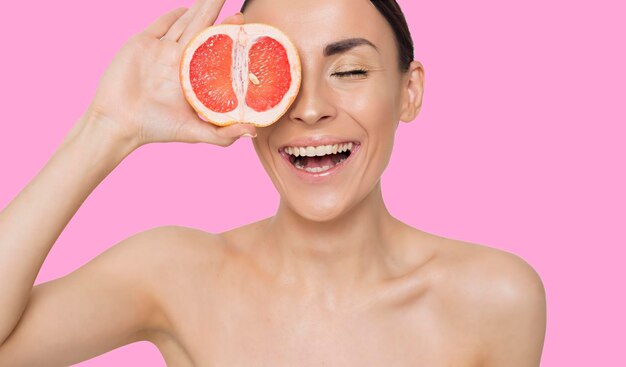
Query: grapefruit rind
180,23,301,127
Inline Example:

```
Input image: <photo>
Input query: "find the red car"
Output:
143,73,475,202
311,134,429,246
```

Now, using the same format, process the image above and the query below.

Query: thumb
190,116,258,145
215,123,258,140
176,113,257,146
197,112,257,139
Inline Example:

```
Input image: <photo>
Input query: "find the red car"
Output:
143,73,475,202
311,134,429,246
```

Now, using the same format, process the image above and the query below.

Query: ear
399,60,425,122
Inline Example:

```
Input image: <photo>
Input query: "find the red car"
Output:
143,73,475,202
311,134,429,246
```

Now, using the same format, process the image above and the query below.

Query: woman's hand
82,0,256,149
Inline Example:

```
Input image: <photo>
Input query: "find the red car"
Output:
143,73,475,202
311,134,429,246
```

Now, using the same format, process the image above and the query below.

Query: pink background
0,0,624,365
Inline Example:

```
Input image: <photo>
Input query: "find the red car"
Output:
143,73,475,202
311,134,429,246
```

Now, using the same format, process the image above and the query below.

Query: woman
0,0,546,365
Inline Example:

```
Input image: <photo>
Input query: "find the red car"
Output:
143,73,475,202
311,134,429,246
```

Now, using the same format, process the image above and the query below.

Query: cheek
334,80,398,136
252,131,277,174
332,82,398,184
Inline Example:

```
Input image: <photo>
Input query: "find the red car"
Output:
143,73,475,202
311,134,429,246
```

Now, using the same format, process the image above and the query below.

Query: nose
287,70,337,126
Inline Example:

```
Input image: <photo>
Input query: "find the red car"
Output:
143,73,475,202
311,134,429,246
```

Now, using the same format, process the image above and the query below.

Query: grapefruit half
180,23,301,127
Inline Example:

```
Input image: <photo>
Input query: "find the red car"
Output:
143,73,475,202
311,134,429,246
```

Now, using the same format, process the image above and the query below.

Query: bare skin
144,222,545,367
0,0,546,366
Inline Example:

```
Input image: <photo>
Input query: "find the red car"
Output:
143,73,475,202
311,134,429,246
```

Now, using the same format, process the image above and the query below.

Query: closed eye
332,69,369,78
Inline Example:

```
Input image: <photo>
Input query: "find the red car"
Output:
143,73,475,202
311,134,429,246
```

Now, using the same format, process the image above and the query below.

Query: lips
278,137,360,182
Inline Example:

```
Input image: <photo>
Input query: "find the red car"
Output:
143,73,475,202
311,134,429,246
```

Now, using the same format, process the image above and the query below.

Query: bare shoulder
133,223,229,273
428,236,547,366
434,237,546,306
0,225,226,366
132,225,227,260
120,225,228,284
122,225,229,330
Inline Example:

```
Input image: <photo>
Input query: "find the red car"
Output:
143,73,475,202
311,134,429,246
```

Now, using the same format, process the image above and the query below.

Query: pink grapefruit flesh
180,24,301,127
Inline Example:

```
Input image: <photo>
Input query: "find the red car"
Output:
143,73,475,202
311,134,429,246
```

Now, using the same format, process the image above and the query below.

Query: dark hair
240,0,414,72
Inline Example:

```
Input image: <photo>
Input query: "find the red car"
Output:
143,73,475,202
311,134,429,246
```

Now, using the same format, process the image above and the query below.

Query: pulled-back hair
240,0,414,72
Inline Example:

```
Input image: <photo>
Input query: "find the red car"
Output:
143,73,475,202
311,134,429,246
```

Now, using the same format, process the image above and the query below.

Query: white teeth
284,142,354,157
292,157,348,173
315,146,328,156
337,142,353,153
284,142,355,173
303,165,332,173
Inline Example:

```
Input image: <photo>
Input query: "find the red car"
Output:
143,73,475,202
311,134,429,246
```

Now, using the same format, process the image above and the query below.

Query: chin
286,196,349,223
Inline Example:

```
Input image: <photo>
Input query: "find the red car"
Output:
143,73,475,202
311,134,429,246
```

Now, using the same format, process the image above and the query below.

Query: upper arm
478,252,547,367
0,226,178,367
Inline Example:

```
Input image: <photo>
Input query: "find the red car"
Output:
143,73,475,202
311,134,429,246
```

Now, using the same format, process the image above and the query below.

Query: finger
220,12,245,25
144,7,187,39
214,123,258,141
178,0,227,46
180,118,257,146
161,0,203,42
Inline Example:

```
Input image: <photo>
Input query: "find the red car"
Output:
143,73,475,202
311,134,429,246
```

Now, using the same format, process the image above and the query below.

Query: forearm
0,113,137,345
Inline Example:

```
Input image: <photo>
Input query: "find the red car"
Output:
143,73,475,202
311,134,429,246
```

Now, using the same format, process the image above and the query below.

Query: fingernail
197,113,209,122
240,132,256,138
235,12,244,16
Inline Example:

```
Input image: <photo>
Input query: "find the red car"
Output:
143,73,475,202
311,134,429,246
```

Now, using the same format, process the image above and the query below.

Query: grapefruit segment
246,36,292,112
180,24,301,127
189,34,237,113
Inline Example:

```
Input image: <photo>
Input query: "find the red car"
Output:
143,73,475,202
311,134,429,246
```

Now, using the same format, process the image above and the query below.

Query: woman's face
246,0,418,222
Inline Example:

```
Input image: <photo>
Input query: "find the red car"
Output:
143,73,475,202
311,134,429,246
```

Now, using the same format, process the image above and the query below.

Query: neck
260,181,402,303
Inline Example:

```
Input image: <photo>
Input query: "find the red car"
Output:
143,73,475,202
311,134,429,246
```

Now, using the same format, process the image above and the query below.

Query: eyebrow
323,38,380,57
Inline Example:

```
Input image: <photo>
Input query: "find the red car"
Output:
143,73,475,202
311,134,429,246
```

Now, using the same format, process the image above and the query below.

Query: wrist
55,110,139,170
74,109,140,158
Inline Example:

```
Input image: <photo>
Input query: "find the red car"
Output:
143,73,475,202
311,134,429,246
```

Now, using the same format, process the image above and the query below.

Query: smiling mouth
280,142,358,173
